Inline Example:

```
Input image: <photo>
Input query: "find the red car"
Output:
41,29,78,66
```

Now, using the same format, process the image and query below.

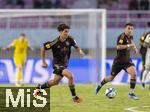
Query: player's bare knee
129,69,136,77
131,74,136,79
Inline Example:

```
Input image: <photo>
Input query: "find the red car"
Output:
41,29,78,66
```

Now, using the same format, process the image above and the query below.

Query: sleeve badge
119,39,123,44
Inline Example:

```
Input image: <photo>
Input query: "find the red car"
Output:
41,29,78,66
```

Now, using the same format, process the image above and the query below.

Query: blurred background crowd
0,0,149,11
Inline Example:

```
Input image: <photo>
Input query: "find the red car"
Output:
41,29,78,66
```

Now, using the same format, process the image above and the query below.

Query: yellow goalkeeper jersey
12,39,29,65
12,39,29,55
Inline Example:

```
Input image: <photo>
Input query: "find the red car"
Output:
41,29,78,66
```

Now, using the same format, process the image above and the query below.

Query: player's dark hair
20,33,26,37
57,23,70,32
124,23,134,27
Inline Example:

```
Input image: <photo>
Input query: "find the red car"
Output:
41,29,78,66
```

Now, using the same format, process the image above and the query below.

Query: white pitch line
125,107,145,112
142,106,150,108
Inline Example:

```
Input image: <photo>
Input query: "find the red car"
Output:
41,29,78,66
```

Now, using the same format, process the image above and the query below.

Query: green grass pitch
50,84,150,112
0,84,150,112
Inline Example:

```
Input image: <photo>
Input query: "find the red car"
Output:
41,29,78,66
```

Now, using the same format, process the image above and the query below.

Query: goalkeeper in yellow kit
4,33,33,86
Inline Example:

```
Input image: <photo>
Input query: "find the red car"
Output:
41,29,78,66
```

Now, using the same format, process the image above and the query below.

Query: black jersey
43,35,79,67
139,32,150,55
114,33,133,63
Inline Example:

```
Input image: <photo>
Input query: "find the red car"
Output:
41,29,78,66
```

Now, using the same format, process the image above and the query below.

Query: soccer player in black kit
33,23,85,103
139,32,149,88
95,23,139,100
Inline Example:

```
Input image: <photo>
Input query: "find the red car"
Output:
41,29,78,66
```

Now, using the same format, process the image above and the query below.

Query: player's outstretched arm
41,47,48,67
76,47,85,58
28,45,34,51
2,43,14,50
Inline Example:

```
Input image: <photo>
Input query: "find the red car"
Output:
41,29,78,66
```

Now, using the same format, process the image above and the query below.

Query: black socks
69,85,76,97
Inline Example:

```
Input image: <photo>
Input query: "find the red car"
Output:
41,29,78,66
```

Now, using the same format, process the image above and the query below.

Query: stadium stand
0,0,149,28
0,0,150,58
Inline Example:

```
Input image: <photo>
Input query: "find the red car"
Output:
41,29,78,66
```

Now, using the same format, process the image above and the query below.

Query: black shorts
53,64,67,77
110,60,135,77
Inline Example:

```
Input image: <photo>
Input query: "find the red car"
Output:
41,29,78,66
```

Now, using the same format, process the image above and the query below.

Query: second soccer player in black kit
95,23,139,100
33,23,85,103
139,32,149,88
